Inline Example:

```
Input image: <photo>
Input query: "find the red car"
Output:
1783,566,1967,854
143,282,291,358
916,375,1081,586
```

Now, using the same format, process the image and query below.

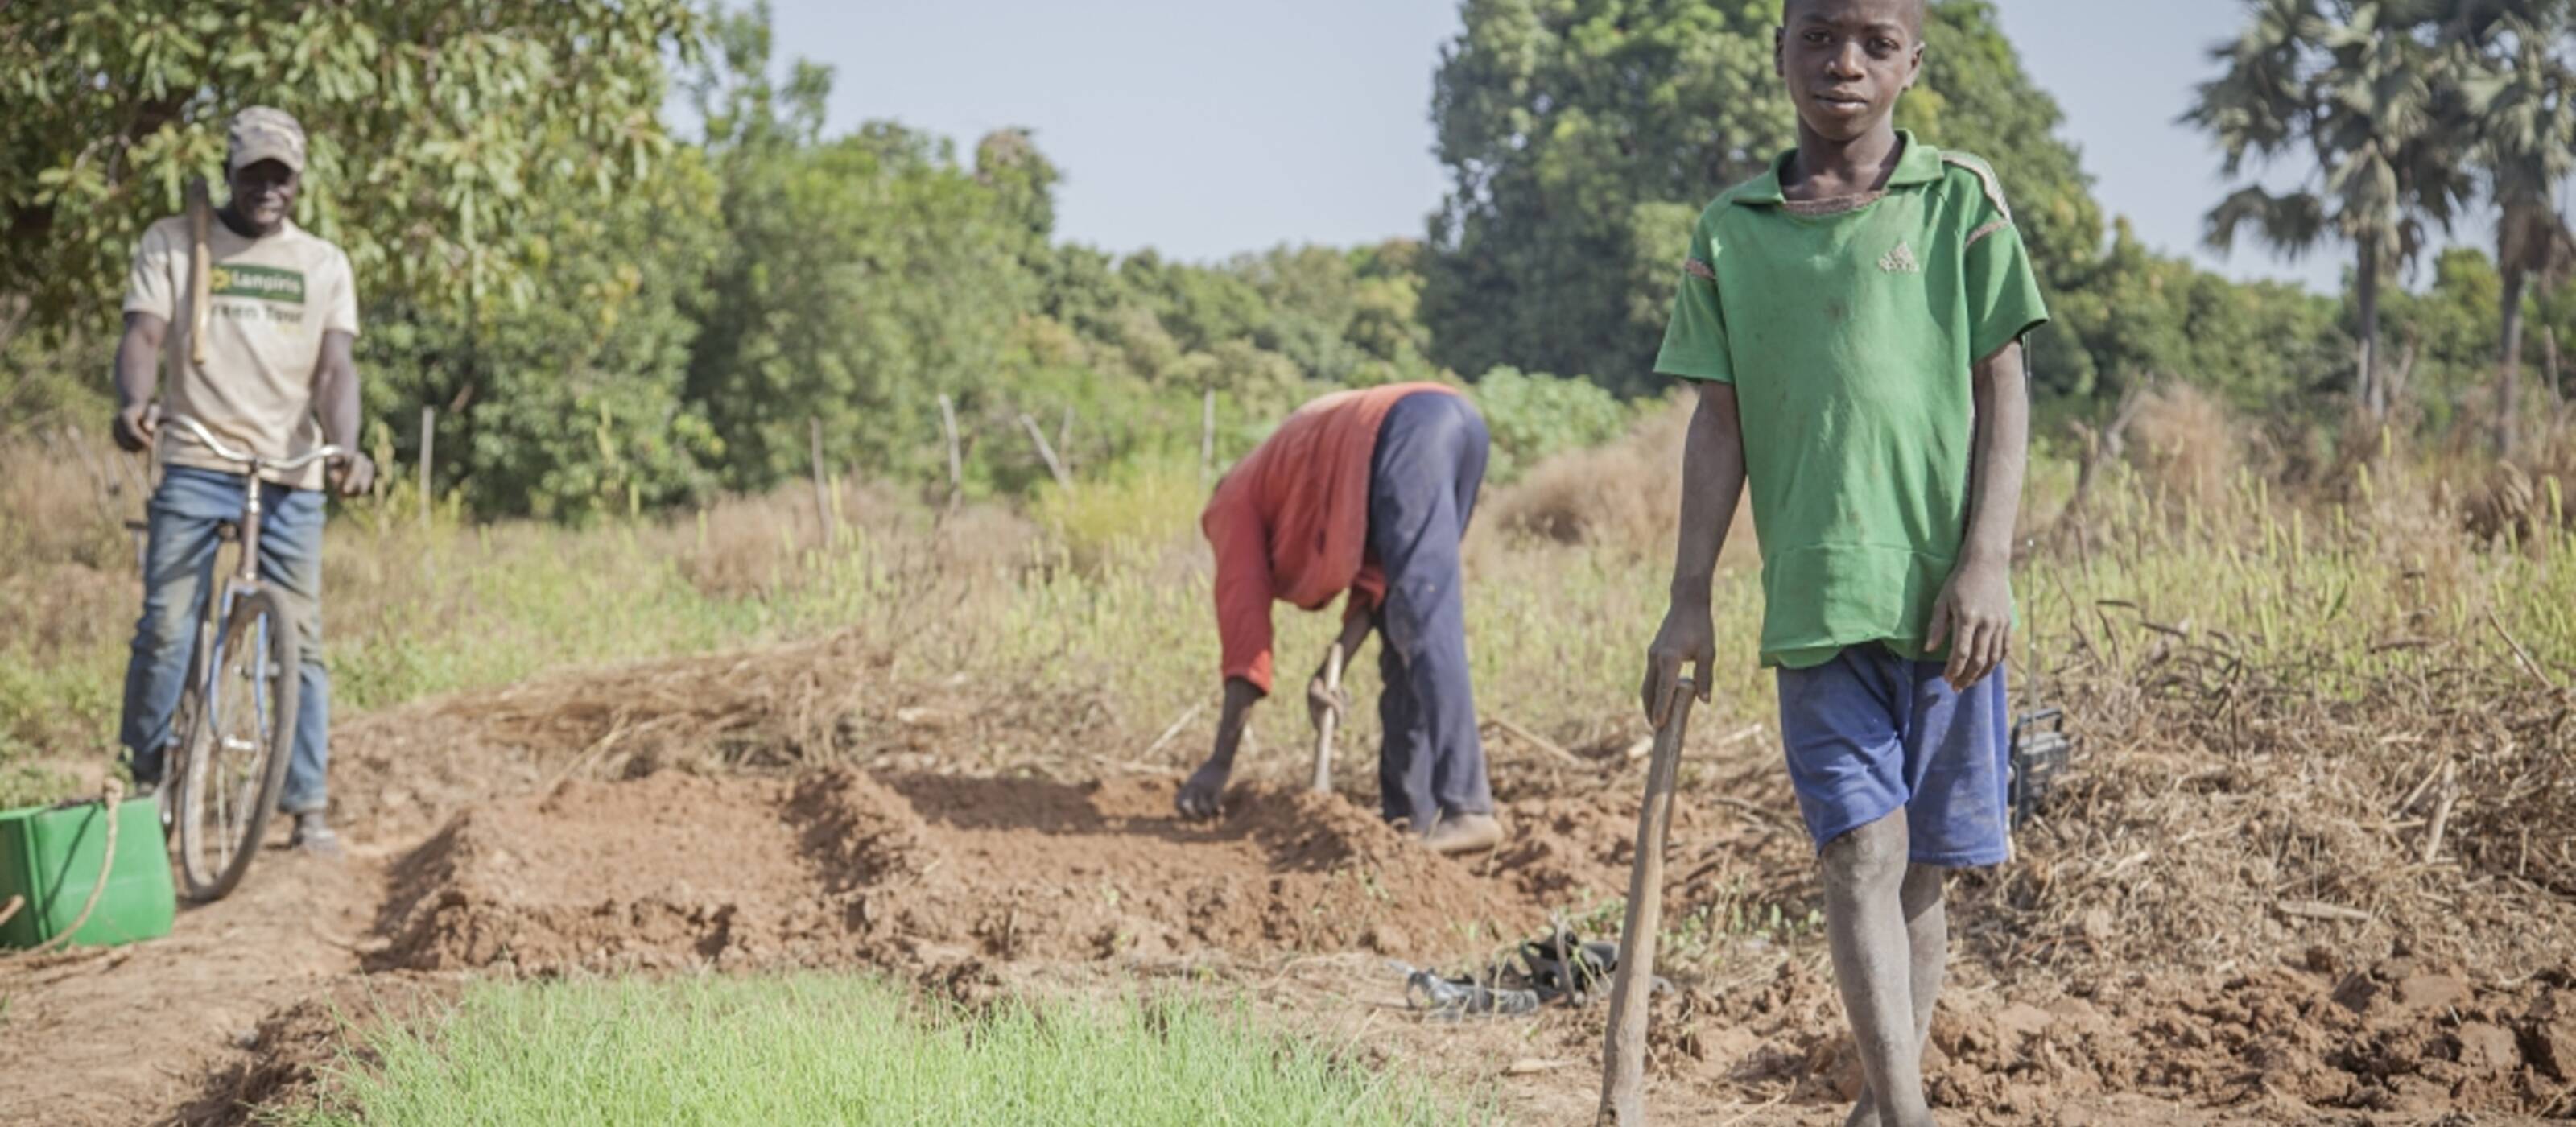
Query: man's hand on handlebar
151,411,368,497
330,452,376,498
114,402,161,453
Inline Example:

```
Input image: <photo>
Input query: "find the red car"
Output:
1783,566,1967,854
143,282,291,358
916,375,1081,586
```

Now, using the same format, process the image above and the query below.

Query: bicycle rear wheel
174,588,300,901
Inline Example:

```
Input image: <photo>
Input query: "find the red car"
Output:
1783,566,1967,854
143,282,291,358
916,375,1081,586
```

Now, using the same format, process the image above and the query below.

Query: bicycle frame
189,539,272,807
159,412,340,587
193,469,270,718
156,415,341,829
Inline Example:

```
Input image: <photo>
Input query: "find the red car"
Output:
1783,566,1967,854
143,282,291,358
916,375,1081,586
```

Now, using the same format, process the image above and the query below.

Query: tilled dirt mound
368,767,1537,976
354,761,2576,1121
1630,951,2576,1122
372,773,846,972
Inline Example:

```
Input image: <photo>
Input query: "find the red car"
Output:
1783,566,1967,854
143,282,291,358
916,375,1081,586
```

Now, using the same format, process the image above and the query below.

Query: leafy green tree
363,152,727,521
1422,0,2107,397
1472,366,1631,483
682,6,1035,489
1028,245,1129,345
2450,1,2576,452
2046,220,2351,415
1233,246,1370,386
1113,251,1271,359
0,330,112,441
976,127,1062,258
1906,2,2136,402
1425,0,1790,395
2186,0,2481,419
1901,2,2106,299
1346,240,1443,384
1,0,702,335
2376,247,2512,430
1003,237,1434,462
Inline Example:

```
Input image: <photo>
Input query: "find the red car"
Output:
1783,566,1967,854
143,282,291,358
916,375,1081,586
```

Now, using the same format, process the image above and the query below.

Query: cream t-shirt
122,216,360,489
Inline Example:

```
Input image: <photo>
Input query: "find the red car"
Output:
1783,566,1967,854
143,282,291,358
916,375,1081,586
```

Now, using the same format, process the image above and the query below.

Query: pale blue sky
770,1,2480,293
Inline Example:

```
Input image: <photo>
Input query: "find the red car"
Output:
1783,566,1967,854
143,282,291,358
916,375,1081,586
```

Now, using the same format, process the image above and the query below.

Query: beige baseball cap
226,106,307,174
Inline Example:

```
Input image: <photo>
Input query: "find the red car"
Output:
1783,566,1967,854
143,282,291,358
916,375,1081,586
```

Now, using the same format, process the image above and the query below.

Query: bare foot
1174,760,1232,820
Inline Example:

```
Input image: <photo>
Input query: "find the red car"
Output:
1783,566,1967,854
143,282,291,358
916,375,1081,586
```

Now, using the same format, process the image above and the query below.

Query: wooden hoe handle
1596,683,1696,1125
1308,644,1345,793
186,177,212,368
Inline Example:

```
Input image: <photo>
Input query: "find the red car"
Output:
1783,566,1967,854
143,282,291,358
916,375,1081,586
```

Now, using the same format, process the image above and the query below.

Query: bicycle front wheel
174,588,301,901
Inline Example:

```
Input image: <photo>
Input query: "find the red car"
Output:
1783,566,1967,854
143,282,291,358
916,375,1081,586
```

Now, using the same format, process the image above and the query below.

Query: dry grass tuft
2462,461,2551,545
0,427,146,571
432,630,888,777
2123,382,2239,512
930,503,1042,578
675,491,818,600
1966,620,2576,982
674,485,1040,598
1484,400,1690,555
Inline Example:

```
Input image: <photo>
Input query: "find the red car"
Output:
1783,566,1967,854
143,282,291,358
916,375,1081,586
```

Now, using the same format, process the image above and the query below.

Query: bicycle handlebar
164,415,345,473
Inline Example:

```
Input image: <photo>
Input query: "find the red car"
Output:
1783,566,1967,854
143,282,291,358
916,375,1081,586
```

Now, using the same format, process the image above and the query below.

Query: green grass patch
288,976,1482,1126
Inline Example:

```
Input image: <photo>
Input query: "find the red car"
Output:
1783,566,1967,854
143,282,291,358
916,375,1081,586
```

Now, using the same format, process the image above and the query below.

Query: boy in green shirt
1639,0,2046,1123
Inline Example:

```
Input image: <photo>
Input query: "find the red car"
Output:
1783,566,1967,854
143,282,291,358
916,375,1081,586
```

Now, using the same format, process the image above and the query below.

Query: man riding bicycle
112,107,374,857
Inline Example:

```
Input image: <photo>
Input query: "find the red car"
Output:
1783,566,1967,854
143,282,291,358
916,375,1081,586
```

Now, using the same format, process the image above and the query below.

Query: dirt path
0,844,378,1125
2,649,2569,1125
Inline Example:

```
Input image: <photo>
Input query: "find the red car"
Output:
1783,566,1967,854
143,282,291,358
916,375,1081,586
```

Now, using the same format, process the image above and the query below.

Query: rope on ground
16,778,127,956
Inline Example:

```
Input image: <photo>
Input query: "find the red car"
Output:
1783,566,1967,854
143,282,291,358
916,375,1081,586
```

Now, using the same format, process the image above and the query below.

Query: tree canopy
3,0,2567,522
1421,0,2114,397
2,0,701,331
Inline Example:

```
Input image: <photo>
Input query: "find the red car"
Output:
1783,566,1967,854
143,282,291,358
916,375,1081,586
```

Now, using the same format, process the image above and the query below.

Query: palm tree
2454,2,2576,456
2186,0,2482,419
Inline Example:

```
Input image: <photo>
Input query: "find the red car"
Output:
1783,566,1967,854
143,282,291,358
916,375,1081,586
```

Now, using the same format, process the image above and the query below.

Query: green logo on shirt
208,263,306,304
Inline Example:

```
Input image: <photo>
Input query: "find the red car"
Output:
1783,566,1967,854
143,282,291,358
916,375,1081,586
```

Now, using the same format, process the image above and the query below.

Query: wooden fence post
1201,389,1216,487
937,394,964,511
1018,412,1072,490
419,406,435,532
809,417,837,547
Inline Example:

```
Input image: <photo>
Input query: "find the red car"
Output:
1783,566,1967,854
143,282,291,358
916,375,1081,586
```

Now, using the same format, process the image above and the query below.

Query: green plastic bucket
0,796,175,950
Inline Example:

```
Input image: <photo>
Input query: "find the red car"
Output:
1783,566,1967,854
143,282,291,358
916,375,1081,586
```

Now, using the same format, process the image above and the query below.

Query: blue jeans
1368,391,1494,829
120,466,332,814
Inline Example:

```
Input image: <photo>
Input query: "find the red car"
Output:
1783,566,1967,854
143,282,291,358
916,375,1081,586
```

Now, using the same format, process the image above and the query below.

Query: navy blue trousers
1368,391,1495,828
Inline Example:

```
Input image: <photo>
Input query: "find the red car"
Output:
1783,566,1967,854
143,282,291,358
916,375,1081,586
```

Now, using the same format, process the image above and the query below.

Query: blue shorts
1775,644,2012,867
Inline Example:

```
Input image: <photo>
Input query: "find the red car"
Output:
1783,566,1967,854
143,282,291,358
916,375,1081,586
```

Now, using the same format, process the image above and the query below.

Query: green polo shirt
1654,132,2049,670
